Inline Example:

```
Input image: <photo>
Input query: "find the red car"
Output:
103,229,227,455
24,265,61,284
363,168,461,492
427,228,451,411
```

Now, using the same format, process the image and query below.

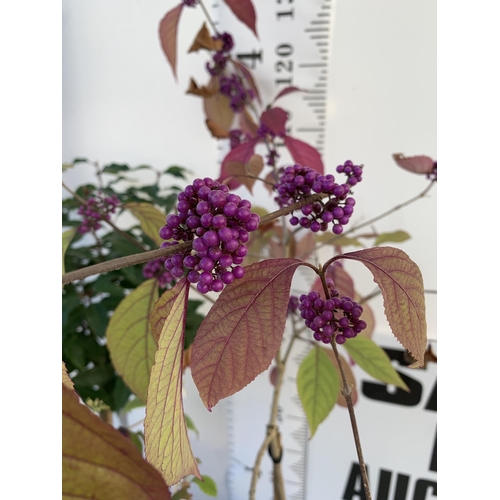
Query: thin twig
198,0,219,35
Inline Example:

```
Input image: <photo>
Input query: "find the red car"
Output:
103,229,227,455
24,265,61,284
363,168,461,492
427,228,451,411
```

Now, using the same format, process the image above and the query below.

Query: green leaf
106,279,159,402
192,475,218,497
343,336,409,390
191,258,303,410
62,163,74,171
102,163,130,173
72,365,115,388
164,165,189,178
125,202,166,247
63,385,171,499
297,346,340,438
338,247,427,366
62,227,77,275
122,397,146,413
374,230,411,246
144,279,201,486
184,414,199,438
315,233,364,248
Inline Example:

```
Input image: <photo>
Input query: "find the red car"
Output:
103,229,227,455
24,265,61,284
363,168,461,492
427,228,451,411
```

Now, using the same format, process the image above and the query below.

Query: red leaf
392,153,435,175
222,0,258,37
272,86,307,104
260,107,288,137
159,4,184,81
283,135,324,174
336,247,427,366
218,137,259,189
232,60,261,104
191,259,303,409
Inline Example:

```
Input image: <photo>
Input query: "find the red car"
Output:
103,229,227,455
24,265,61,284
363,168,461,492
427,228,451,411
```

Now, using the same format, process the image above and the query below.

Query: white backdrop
62,0,436,498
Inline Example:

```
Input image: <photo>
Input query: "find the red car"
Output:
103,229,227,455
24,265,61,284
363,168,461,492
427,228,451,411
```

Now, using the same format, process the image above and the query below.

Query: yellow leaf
125,202,166,247
144,279,201,485
62,227,77,276
107,279,159,402
62,361,74,391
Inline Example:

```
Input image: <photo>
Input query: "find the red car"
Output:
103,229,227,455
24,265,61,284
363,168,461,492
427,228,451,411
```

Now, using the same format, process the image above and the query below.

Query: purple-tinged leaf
203,76,234,133
326,262,355,299
159,4,184,81
238,108,259,138
218,137,260,189
260,107,288,136
222,0,258,37
224,154,264,195
336,247,427,366
392,153,435,175
191,259,303,410
144,279,201,485
232,60,261,104
272,86,307,104
284,135,324,174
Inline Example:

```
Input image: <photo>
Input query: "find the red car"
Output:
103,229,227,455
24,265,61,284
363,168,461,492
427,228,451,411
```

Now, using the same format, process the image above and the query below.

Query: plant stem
198,0,219,35
330,340,372,500
62,192,331,285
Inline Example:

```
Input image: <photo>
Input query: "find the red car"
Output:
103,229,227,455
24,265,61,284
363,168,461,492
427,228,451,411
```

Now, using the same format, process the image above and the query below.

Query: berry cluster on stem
299,279,367,344
159,177,260,293
142,256,176,289
274,161,362,235
77,193,120,234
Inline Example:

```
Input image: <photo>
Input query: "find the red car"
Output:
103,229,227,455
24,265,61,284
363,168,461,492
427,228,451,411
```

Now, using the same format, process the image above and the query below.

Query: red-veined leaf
222,0,258,37
272,86,307,104
284,135,324,174
297,345,340,438
159,3,184,81
337,247,427,366
218,137,260,189
107,279,159,402
294,232,315,260
125,202,166,247
144,279,201,485
260,107,288,136
63,385,171,500
191,258,303,410
392,153,435,175
326,261,356,299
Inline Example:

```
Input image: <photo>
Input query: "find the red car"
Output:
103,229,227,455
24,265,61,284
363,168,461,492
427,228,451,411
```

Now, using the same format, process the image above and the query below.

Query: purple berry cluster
182,0,197,7
142,257,176,289
298,282,367,344
274,161,363,235
77,194,120,234
159,177,260,293
219,74,255,112
288,295,299,316
206,32,234,76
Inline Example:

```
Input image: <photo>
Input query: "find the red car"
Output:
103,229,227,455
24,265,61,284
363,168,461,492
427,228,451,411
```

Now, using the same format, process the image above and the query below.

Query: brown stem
330,340,372,499
198,0,219,35
62,193,331,285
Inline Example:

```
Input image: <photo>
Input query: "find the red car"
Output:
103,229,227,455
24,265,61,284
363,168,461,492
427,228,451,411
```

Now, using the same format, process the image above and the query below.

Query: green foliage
192,475,218,497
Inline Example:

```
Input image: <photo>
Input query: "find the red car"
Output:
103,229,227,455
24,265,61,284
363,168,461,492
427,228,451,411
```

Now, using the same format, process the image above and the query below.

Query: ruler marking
311,20,330,24
304,95,327,100
317,12,330,17
310,35,329,39
299,62,327,68
305,27,330,32
297,128,323,132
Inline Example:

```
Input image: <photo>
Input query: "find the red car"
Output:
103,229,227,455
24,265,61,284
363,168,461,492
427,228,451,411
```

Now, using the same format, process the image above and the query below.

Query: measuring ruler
208,1,337,498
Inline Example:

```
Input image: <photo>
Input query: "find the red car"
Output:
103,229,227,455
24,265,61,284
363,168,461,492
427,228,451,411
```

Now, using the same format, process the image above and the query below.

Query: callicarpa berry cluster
274,161,363,235
77,193,120,234
159,177,260,293
142,257,175,289
298,279,367,344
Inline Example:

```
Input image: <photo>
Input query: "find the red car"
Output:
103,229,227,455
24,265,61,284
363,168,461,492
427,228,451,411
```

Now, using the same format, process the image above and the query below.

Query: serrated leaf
188,22,223,53
106,279,159,402
62,227,77,275
125,202,166,247
144,279,201,485
191,259,303,410
159,3,184,81
343,336,409,390
337,247,427,365
192,475,218,497
297,346,340,438
62,385,171,500
322,350,358,407
284,135,324,174
222,0,258,37
392,153,435,175
374,230,411,246
150,281,187,343
260,107,288,136
62,361,74,391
